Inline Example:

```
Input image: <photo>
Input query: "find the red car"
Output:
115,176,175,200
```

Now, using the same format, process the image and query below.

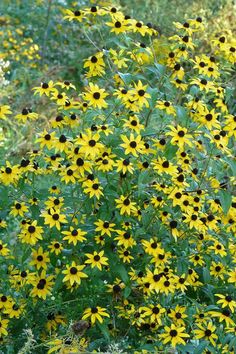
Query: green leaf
164,143,178,159
97,322,110,341
117,72,133,85
219,190,232,215
116,264,129,283
202,267,210,283
124,286,131,298
193,341,208,354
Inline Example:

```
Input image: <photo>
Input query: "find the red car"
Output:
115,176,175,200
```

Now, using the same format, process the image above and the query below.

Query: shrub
0,3,235,353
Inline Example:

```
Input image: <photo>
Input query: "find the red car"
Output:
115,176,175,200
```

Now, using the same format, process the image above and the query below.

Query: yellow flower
94,219,115,236
62,261,87,286
155,100,176,116
120,133,145,156
0,105,12,120
159,324,189,347
63,9,84,22
115,195,137,215
167,125,193,148
83,83,108,109
82,306,109,325
33,80,57,96
0,241,10,257
62,227,87,246
76,130,103,159
82,177,104,199
30,247,50,270
30,270,54,300
85,250,108,271
0,317,9,336
41,208,67,230
10,201,29,217
0,161,19,185
215,294,236,313
194,321,218,347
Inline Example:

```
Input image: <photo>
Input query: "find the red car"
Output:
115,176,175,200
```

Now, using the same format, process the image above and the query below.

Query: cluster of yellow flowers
0,4,235,353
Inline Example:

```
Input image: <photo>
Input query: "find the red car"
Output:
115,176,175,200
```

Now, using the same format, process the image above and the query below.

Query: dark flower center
170,329,177,337
130,141,137,148
89,139,96,147
70,267,77,274
115,21,121,28
93,92,100,99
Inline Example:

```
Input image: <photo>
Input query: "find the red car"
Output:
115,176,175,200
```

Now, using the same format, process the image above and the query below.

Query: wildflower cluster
0,16,40,68
0,3,235,353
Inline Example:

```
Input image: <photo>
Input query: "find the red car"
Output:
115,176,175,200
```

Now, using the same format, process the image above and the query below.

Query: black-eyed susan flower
45,312,67,332
36,130,56,149
76,130,103,159
63,9,84,22
4,301,25,319
82,177,103,199
10,201,29,217
140,304,165,324
120,133,145,157
215,294,236,313
167,125,193,148
41,208,67,230
30,247,50,270
62,261,87,286
114,230,136,248
228,268,236,284
94,219,115,236
208,309,235,327
85,250,108,271
62,227,87,246
33,80,57,96
115,195,137,215
190,77,215,92
96,155,115,172
82,306,109,325
44,196,64,210
18,220,43,245
155,100,176,116
84,52,105,77
106,17,128,34
0,161,19,185
194,321,218,347
115,158,134,174
15,108,38,123
118,248,134,263
210,261,225,280
30,270,54,300
83,83,108,109
159,324,189,347
130,80,151,108
168,305,188,326
48,241,63,255
152,157,177,176
59,165,79,184
123,115,145,134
